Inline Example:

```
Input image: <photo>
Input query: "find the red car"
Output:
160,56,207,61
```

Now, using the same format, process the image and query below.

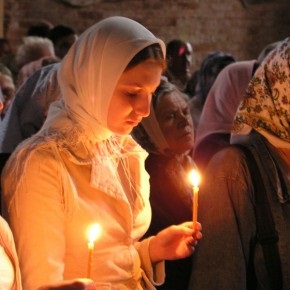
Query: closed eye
164,111,177,120
126,92,138,98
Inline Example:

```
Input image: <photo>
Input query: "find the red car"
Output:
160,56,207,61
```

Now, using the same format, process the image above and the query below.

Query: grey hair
152,78,189,109
15,36,55,69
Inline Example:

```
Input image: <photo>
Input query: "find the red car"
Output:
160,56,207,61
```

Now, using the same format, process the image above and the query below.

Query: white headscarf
41,16,165,144
3,16,166,210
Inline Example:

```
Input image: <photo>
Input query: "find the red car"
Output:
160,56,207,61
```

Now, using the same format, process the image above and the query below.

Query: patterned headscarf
232,37,290,149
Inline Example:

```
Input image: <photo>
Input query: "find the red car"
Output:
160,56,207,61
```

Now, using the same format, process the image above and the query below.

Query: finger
186,236,197,246
181,221,202,232
195,222,202,231
187,241,197,253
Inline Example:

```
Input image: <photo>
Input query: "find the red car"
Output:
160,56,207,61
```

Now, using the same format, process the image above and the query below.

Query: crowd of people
0,14,289,290
0,21,77,123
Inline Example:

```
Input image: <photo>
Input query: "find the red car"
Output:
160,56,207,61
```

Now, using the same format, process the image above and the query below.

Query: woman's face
108,60,163,135
155,91,194,154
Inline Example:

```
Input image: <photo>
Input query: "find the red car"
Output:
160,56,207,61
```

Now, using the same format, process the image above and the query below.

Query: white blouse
0,245,15,290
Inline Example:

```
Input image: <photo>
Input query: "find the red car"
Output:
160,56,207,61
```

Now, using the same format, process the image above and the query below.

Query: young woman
2,16,202,290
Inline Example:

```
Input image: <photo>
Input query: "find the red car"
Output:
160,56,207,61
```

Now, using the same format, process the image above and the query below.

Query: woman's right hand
149,221,202,263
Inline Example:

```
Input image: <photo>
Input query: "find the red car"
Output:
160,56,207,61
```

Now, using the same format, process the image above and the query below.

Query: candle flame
87,223,101,243
188,169,201,187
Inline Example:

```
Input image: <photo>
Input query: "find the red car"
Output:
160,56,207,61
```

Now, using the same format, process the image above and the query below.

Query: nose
178,113,190,128
134,93,151,118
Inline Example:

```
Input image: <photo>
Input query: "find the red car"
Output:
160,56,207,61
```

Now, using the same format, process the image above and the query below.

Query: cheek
107,100,116,128
107,97,129,129
160,124,176,142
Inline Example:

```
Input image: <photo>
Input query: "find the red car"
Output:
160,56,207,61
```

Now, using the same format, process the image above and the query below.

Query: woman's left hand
149,221,202,263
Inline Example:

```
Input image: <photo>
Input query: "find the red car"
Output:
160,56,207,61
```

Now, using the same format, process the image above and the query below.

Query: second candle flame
87,223,102,243
188,169,201,187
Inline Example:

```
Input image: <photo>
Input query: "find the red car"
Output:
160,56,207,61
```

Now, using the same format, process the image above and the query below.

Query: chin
180,143,194,154
112,127,133,135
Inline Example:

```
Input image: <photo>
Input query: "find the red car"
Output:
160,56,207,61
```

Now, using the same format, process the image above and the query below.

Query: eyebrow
118,83,144,89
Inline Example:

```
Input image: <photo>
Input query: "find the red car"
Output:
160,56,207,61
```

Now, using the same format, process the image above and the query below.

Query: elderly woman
132,78,197,290
188,37,290,289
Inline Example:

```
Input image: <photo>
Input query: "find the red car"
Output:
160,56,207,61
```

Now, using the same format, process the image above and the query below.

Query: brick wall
3,0,290,72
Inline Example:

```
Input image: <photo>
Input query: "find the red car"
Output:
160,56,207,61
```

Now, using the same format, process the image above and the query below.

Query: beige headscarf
3,16,166,212
43,16,166,144
131,78,173,155
232,37,290,149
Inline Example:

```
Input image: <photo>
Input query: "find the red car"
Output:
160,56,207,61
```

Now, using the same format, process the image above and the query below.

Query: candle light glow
86,223,101,278
188,170,201,232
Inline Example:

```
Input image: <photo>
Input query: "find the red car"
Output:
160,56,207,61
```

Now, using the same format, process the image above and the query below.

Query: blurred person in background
164,39,193,92
48,25,78,59
188,51,236,129
0,63,15,119
14,36,58,88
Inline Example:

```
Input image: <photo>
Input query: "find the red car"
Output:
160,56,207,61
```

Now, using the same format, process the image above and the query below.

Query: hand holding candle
86,223,101,279
188,169,201,232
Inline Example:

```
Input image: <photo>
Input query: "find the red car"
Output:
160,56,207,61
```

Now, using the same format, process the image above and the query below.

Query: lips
127,119,142,126
182,132,193,138
180,128,194,139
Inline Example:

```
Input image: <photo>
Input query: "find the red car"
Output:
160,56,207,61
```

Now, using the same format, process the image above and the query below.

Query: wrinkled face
155,91,194,154
107,60,163,135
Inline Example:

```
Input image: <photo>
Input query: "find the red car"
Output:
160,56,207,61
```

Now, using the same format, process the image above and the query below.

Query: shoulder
2,142,67,214
0,216,13,243
12,141,59,166
145,154,177,174
2,141,62,191
210,145,246,162
205,145,249,180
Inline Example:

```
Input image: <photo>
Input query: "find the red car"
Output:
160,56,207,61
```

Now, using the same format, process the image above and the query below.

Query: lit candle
188,169,201,232
86,223,101,278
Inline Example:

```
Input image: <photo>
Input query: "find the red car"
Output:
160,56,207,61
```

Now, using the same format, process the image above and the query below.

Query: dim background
1,0,290,73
